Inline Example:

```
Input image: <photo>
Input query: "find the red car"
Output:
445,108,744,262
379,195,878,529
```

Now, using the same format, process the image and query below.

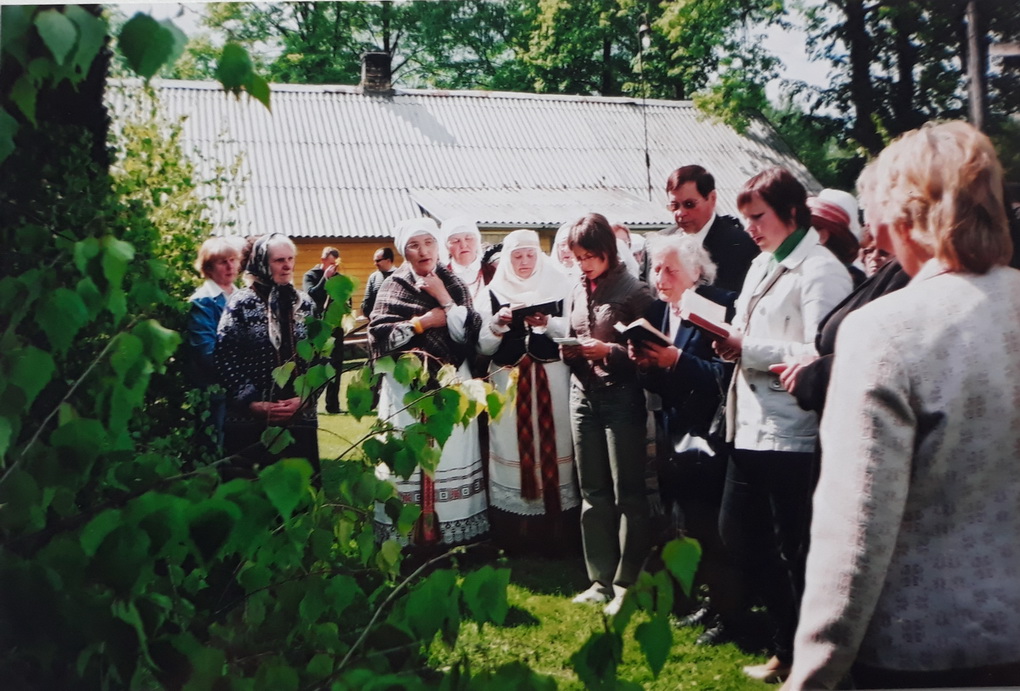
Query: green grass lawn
428,554,772,689
317,369,771,689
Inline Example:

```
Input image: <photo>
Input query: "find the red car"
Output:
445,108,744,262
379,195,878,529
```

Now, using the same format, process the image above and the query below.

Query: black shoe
678,605,712,628
695,618,732,646
324,406,341,415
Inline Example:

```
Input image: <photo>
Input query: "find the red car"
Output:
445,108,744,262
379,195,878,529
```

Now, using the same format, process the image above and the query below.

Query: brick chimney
361,52,392,93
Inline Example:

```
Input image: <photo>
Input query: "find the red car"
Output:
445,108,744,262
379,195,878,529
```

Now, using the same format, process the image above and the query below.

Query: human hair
665,165,715,198
647,232,717,286
194,236,241,277
375,246,394,261
567,213,619,268
866,121,1011,273
268,234,297,256
736,167,812,230
321,246,339,260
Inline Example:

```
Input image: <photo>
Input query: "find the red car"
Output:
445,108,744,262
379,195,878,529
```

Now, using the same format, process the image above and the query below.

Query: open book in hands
503,298,563,327
680,290,731,340
614,318,672,347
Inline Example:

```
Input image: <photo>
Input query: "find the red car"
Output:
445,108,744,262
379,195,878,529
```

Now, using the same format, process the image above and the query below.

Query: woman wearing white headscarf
477,230,580,554
368,217,488,548
443,216,487,305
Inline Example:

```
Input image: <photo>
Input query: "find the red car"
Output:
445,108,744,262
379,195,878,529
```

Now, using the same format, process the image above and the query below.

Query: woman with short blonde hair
786,121,1020,690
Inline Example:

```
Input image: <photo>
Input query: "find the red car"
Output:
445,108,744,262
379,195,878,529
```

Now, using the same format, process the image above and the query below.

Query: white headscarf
552,222,580,280
442,216,482,281
393,217,441,258
488,229,568,305
817,188,863,241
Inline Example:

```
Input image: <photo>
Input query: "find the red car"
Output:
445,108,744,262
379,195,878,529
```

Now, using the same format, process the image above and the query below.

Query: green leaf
0,468,45,533
396,503,421,535
239,563,272,592
0,417,11,460
111,333,144,381
133,319,181,368
0,107,18,165
346,377,374,420
216,42,254,92
35,287,88,355
259,458,313,521
486,389,506,421
80,509,123,556
324,574,358,618
187,500,239,563
298,578,327,623
34,9,77,66
158,18,187,67
260,426,294,456
111,599,156,668
635,616,672,677
101,235,134,289
9,346,55,409
662,536,702,598
373,356,396,375
569,631,622,691
271,361,295,390
118,13,175,80
245,73,271,110
393,353,423,386
461,565,511,625
10,74,37,125
64,6,107,78
1,5,34,67
254,663,298,691
375,538,402,574
306,653,333,679
406,569,459,641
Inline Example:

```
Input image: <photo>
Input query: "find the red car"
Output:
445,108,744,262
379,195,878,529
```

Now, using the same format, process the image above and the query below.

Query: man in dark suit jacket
643,165,759,294
303,246,344,414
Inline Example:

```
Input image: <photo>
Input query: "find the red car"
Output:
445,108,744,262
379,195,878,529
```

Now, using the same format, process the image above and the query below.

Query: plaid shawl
368,263,481,374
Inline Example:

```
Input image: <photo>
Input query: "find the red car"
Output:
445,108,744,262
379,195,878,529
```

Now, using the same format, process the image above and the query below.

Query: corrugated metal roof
107,80,819,239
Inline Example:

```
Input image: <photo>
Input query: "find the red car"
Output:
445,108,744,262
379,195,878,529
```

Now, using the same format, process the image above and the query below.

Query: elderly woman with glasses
784,121,1020,691
369,217,488,549
215,233,320,471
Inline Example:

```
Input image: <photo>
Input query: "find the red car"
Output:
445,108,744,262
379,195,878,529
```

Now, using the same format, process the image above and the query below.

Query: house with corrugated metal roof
110,74,818,307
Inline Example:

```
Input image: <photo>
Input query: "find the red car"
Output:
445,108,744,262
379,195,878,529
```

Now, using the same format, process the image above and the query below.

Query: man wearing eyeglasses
648,165,758,294
646,165,758,649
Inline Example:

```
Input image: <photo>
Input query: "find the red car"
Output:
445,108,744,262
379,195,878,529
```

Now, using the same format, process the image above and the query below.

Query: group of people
186,118,1020,689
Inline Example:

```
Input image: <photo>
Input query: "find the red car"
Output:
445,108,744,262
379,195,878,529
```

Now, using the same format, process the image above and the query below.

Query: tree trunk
966,0,988,130
841,0,885,155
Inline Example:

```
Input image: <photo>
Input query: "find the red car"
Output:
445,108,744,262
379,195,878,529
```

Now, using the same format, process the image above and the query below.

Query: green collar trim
772,227,808,264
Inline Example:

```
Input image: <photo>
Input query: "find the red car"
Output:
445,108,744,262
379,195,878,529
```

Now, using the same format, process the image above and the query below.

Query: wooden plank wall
294,239,397,315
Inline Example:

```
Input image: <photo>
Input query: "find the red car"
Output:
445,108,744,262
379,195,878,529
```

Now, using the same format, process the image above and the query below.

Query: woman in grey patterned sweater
784,122,1020,689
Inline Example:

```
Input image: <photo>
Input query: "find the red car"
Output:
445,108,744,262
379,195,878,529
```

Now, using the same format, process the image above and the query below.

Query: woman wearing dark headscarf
369,217,489,548
215,233,319,470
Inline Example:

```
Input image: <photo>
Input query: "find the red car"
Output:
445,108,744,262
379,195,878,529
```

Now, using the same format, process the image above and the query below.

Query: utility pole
966,0,987,132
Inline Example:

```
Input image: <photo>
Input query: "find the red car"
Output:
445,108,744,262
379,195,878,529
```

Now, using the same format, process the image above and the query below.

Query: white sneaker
603,584,627,616
572,583,611,604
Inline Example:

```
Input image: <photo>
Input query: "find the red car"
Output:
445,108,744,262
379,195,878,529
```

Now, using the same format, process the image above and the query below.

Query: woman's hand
250,397,303,423
580,338,611,361
628,342,653,369
417,307,447,331
494,306,513,327
713,331,743,361
772,353,818,392
524,313,549,328
560,344,583,363
638,341,680,369
418,271,453,305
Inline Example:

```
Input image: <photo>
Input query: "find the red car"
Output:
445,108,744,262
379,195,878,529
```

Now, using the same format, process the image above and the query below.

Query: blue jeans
570,381,650,589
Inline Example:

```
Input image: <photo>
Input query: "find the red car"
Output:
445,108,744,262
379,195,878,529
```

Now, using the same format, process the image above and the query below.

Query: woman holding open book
476,229,580,555
712,168,852,683
560,213,654,616
629,233,741,644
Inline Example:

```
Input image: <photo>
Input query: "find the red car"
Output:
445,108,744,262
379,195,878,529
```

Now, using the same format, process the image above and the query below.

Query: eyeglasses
666,198,701,212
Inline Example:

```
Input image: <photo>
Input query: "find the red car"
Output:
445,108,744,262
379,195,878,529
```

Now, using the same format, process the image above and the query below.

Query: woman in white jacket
714,168,852,683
